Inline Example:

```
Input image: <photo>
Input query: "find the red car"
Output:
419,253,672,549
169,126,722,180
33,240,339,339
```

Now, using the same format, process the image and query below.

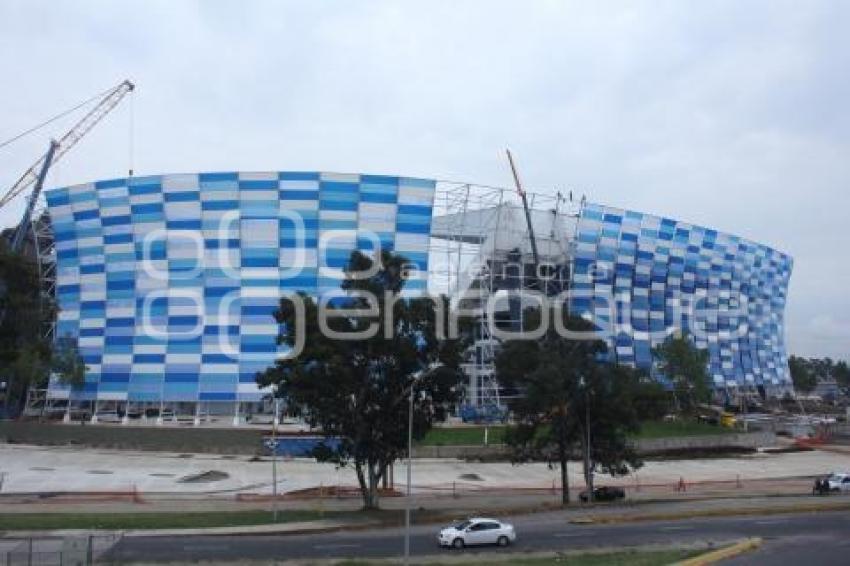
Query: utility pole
580,375,593,503
585,391,592,503
404,383,414,565
272,397,279,522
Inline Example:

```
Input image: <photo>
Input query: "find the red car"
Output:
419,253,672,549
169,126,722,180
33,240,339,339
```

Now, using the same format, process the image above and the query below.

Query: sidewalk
4,442,849,497
0,475,824,514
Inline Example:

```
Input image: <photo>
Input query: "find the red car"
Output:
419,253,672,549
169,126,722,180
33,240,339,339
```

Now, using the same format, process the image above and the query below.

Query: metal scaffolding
429,181,582,412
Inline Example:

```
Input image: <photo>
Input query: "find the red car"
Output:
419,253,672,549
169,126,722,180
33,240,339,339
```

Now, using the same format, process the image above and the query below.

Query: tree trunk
367,460,382,510
672,388,681,414
355,457,389,511
580,434,592,501
558,439,570,505
2,374,13,416
355,461,375,510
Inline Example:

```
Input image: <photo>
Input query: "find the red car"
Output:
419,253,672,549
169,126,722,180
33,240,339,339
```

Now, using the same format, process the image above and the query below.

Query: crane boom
506,149,540,267
0,79,135,210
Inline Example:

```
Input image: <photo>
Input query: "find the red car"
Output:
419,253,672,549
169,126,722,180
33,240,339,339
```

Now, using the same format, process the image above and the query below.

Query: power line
0,84,117,151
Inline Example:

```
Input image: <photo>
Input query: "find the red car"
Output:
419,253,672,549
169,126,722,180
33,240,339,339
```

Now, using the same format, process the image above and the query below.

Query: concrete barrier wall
632,431,777,453
0,421,267,455
412,444,508,459
1,421,777,459
413,431,778,459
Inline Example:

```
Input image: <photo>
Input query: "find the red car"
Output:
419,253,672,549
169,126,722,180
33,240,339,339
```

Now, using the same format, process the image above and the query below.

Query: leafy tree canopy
789,355,850,393
52,334,87,388
0,242,54,413
497,308,665,504
257,250,466,509
652,333,711,414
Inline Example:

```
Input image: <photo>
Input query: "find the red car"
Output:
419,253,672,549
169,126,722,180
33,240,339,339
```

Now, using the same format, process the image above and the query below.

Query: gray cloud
0,0,846,358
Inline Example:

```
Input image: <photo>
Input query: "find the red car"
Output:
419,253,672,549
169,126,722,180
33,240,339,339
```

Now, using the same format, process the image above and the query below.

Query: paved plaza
2,443,849,497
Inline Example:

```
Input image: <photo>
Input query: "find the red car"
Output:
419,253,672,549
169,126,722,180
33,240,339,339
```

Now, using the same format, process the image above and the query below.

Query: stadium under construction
2,83,794,425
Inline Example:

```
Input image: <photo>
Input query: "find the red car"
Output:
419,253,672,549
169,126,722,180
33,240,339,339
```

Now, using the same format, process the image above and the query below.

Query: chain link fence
2,534,121,566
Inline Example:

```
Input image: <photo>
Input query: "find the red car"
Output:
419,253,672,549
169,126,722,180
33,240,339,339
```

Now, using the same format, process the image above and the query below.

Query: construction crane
2,79,135,252
506,149,540,267
506,148,552,298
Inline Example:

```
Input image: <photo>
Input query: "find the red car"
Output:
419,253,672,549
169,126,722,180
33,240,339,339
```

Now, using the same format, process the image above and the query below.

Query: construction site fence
234,476,814,501
0,476,820,505
2,534,120,566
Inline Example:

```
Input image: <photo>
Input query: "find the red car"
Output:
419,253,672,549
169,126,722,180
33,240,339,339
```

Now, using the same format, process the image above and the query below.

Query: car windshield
450,520,471,530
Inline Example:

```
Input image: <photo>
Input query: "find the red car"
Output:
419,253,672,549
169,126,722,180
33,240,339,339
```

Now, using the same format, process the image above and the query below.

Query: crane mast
10,140,58,252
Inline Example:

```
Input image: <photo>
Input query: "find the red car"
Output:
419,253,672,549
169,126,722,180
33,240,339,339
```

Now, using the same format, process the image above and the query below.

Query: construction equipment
505,149,541,267
1,79,135,252
10,140,57,252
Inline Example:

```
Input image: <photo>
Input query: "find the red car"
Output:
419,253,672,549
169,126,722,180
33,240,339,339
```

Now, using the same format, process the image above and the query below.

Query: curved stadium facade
571,202,793,395
43,171,793,415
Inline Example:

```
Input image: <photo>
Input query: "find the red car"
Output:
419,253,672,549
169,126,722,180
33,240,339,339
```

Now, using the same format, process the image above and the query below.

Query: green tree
569,363,665,498
52,335,87,388
788,355,817,394
496,310,663,504
0,243,54,414
6,345,49,408
257,250,465,509
652,333,711,414
834,360,850,389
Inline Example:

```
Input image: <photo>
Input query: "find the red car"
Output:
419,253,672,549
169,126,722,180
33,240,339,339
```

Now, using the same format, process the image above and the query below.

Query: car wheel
497,536,510,547
452,538,465,549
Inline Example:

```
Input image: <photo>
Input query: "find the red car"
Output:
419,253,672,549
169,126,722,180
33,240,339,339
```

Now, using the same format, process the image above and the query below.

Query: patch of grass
464,549,700,565
420,420,731,447
633,420,734,439
336,548,702,565
419,426,506,446
0,510,346,530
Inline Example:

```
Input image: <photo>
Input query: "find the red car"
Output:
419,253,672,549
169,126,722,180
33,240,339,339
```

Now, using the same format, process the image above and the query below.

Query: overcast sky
0,1,847,359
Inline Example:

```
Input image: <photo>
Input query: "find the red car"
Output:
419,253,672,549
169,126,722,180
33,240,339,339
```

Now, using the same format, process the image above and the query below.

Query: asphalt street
104,509,850,564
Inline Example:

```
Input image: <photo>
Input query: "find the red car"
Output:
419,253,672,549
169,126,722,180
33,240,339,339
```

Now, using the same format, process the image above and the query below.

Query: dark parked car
579,486,625,503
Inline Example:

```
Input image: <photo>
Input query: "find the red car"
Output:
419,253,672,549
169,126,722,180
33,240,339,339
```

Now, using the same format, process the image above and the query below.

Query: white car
438,518,516,549
93,410,122,423
826,472,850,492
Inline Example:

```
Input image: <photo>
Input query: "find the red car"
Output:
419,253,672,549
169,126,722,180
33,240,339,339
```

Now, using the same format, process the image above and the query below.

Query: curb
270,540,747,565
567,500,850,525
0,520,378,540
674,538,762,566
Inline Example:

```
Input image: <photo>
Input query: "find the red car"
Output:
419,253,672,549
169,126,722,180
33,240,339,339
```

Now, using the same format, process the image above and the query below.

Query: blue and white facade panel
571,202,793,392
46,171,436,403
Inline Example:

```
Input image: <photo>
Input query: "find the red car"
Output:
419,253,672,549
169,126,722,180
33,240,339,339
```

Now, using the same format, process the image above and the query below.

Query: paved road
103,509,850,564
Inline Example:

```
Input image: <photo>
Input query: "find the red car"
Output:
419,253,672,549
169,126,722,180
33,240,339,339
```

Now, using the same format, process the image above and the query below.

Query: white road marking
755,519,789,525
660,525,693,531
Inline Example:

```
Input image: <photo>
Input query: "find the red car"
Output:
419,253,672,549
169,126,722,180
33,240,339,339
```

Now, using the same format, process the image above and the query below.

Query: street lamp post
579,375,592,503
272,397,279,522
404,380,415,565
404,370,426,566
585,387,592,503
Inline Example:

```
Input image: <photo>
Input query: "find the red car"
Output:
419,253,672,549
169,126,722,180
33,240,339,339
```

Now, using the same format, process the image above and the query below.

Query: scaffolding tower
429,182,582,414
